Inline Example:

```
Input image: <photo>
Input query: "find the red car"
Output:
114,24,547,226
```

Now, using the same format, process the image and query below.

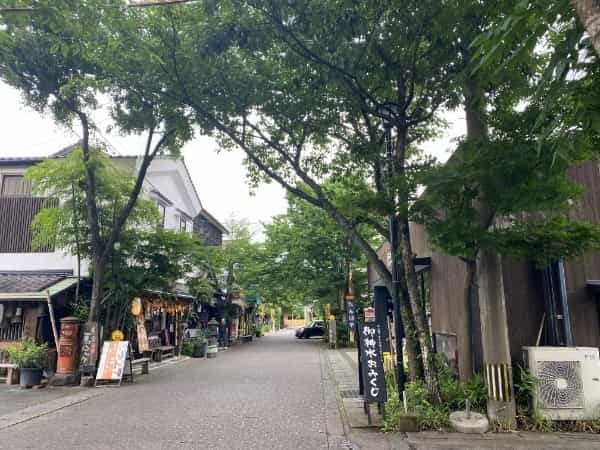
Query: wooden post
477,251,516,426
46,291,59,347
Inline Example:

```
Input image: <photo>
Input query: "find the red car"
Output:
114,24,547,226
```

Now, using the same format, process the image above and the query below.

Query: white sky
0,82,465,234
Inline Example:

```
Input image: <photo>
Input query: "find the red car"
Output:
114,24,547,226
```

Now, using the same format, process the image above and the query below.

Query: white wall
0,156,201,273
0,251,88,274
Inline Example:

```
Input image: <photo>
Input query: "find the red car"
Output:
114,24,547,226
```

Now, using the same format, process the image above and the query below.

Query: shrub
336,322,349,347
383,356,486,431
7,337,48,369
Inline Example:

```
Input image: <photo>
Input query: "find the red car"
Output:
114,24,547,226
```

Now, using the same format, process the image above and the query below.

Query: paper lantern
131,297,142,316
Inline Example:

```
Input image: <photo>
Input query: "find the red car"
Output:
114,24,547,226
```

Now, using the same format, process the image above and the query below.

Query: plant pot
207,344,218,359
397,414,419,432
193,342,207,358
20,367,43,388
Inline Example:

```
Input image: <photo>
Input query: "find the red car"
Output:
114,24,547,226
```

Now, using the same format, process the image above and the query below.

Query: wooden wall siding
502,257,546,362
193,215,223,246
563,161,600,347
0,197,54,253
410,223,473,379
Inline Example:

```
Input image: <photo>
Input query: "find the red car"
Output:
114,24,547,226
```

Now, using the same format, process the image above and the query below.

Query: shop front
0,271,82,380
131,290,193,361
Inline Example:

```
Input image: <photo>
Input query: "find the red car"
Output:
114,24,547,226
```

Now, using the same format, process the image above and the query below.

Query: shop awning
141,289,194,303
0,271,79,302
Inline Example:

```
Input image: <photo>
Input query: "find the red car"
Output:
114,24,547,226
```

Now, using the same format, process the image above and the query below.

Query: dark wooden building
369,160,600,380
194,210,228,246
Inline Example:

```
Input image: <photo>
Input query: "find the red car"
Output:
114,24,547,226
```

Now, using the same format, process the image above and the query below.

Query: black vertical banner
347,301,356,330
358,322,387,403
374,286,391,353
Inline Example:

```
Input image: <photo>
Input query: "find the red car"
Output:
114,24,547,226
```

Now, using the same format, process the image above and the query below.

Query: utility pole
381,110,406,394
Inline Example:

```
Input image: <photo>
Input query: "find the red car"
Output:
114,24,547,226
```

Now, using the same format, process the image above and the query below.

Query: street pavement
0,329,338,450
2,330,600,450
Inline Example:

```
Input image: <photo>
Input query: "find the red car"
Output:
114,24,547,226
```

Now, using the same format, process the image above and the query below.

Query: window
155,202,166,227
179,217,187,232
1,175,31,197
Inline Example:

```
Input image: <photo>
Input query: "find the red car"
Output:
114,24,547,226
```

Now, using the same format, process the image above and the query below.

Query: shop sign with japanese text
358,322,387,403
79,321,98,373
347,301,356,330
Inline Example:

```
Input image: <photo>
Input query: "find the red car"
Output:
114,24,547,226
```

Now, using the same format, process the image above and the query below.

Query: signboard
96,341,129,383
347,301,356,330
79,321,98,374
136,316,149,352
359,322,387,403
364,306,375,323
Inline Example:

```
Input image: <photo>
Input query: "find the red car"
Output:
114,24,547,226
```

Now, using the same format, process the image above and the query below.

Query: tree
261,191,371,319
26,147,207,332
0,1,192,323
113,0,475,398
414,0,600,382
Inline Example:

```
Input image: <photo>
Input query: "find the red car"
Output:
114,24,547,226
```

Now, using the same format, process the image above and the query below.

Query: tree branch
101,127,175,261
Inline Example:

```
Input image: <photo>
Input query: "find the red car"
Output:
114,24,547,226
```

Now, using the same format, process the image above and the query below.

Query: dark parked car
295,320,325,339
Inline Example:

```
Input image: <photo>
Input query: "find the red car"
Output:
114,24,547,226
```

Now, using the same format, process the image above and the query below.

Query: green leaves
26,147,160,259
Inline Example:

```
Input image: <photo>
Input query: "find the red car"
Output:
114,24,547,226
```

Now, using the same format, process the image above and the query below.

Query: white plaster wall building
0,148,226,276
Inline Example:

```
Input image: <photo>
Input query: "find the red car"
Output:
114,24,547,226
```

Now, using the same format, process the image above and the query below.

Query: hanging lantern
111,329,124,341
131,297,142,316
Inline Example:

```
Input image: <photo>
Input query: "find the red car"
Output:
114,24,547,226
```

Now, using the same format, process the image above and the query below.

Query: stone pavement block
342,398,383,429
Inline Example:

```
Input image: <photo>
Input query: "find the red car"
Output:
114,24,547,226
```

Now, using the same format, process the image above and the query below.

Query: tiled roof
0,271,72,294
0,156,45,165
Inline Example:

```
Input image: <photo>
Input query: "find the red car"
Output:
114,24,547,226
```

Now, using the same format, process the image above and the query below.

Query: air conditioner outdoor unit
522,346,600,420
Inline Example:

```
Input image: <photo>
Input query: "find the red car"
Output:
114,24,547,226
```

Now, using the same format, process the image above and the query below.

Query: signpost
346,270,356,343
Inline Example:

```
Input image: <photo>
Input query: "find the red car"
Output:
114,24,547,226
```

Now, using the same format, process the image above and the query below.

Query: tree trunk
391,117,439,399
400,289,423,381
462,73,488,378
88,255,105,322
399,218,440,401
463,73,516,425
76,113,104,324
573,0,600,56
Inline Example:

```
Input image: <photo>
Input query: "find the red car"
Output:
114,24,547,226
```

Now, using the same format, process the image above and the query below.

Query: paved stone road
0,329,336,450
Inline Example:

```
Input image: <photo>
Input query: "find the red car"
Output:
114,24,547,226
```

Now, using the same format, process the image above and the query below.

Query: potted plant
192,331,208,358
7,337,48,388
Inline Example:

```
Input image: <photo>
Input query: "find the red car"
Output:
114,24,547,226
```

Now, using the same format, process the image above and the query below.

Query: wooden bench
0,363,18,385
145,345,175,362
240,335,253,343
131,357,150,375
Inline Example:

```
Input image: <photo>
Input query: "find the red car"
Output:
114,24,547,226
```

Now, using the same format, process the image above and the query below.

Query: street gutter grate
339,389,360,399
